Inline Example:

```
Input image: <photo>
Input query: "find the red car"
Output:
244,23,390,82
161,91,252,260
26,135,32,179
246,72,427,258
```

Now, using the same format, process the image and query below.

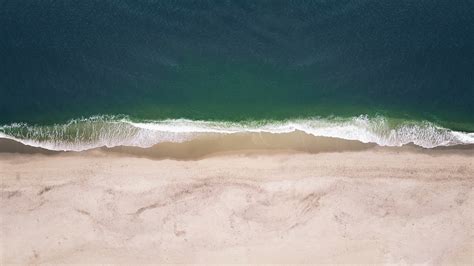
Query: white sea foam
0,115,473,151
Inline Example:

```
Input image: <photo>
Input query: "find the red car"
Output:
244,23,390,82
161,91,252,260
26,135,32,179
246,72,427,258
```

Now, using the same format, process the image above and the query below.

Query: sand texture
1,148,473,264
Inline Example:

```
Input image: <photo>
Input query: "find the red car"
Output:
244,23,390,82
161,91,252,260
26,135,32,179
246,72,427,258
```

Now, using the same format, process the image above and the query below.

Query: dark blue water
0,1,473,150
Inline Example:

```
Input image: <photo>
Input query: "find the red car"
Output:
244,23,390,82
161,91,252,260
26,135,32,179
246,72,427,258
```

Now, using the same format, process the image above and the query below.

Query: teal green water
3,55,472,131
1,1,473,147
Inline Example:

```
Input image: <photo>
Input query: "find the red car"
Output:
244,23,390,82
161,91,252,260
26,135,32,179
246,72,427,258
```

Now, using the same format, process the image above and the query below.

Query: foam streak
0,115,473,151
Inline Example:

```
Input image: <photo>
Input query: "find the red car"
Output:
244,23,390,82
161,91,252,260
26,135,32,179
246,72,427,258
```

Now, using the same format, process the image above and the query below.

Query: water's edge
1,115,473,152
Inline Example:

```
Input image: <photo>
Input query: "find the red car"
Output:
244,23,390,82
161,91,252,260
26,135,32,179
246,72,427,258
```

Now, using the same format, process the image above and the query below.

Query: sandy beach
1,143,473,264
2,1,474,264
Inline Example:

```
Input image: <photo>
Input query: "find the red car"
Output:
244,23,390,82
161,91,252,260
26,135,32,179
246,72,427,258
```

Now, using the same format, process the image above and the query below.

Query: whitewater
0,115,473,151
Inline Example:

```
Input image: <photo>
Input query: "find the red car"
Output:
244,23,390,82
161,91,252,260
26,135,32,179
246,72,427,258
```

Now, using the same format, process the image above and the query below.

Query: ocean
1,0,473,151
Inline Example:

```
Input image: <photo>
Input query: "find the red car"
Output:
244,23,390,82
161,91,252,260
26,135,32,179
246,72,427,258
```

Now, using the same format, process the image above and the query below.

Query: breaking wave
0,115,473,151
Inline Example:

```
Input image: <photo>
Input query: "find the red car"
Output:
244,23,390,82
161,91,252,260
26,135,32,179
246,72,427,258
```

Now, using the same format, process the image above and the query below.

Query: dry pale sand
1,147,473,264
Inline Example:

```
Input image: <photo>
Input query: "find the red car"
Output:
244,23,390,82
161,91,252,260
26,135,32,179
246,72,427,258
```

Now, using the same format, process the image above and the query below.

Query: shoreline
1,146,473,264
2,115,473,152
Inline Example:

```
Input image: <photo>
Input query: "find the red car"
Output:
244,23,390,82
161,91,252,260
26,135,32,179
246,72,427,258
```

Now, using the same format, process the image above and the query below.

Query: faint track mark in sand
38,186,53,195
129,179,263,219
238,190,326,232
2,189,22,199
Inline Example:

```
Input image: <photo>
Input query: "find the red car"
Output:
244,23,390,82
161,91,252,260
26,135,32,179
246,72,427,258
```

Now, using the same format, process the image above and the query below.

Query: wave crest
0,115,473,151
